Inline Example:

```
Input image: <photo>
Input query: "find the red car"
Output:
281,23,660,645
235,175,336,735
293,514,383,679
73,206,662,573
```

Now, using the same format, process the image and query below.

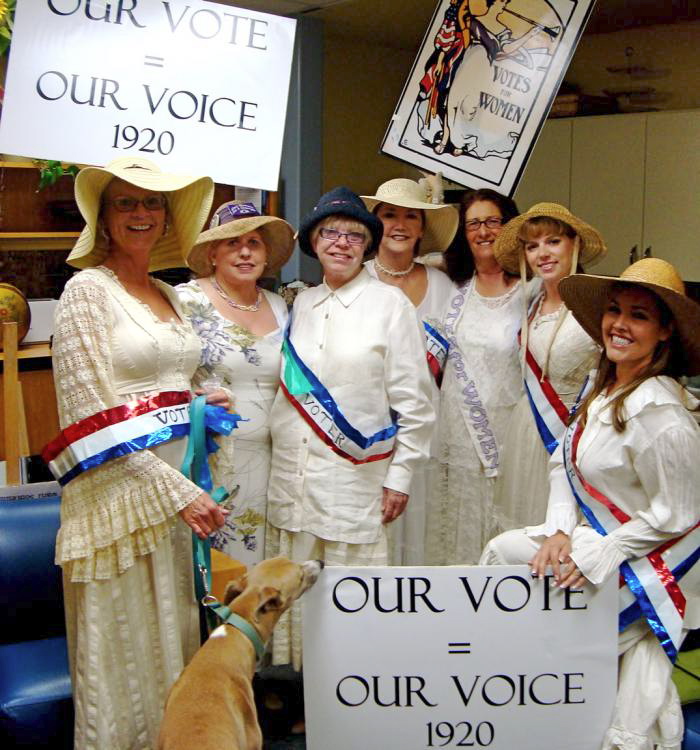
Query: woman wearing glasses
266,187,434,669
177,201,294,567
48,158,228,749
426,188,524,564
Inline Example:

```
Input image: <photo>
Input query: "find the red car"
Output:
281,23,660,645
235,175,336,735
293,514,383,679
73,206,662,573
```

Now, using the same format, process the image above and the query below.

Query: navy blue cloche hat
297,186,383,257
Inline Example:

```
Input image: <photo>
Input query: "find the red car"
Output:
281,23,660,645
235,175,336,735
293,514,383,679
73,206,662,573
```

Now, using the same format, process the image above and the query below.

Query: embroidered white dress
425,280,524,565
481,377,700,750
494,308,600,530
365,259,455,564
176,281,288,567
52,267,203,750
266,269,434,668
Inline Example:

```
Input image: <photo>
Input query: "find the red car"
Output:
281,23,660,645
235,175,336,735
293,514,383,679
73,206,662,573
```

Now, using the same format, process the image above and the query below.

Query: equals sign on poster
448,642,471,654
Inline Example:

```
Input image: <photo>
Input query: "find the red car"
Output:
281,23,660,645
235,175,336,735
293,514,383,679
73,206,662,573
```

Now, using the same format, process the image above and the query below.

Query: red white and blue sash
524,347,571,455
280,328,398,465
42,391,192,486
423,319,450,387
443,281,499,476
562,419,699,662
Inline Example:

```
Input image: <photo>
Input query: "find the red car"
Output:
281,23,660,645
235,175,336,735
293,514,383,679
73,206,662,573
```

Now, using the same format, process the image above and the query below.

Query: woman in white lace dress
492,203,606,530
177,201,294,567
425,188,524,565
361,178,458,564
48,158,227,749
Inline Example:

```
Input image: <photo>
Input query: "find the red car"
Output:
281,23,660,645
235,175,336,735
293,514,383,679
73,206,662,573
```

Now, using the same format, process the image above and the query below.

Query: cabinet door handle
629,245,638,264
643,246,652,258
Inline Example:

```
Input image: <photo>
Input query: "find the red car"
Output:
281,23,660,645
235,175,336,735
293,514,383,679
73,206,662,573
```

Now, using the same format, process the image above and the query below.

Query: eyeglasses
465,216,503,232
104,195,167,212
319,227,366,245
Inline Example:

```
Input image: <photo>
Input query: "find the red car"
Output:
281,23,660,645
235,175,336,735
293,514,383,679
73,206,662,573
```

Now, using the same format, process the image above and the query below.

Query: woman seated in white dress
481,258,700,750
177,201,294,567
361,177,458,564
266,186,434,670
492,203,606,530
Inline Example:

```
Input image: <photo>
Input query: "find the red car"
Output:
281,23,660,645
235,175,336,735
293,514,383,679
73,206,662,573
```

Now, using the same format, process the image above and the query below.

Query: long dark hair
573,283,682,433
444,189,519,285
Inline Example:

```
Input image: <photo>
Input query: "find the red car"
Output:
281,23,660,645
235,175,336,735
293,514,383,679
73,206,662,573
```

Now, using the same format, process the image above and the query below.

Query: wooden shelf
0,231,80,251
0,342,52,361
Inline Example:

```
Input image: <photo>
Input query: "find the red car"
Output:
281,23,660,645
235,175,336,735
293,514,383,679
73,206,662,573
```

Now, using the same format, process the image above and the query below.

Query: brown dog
158,556,323,750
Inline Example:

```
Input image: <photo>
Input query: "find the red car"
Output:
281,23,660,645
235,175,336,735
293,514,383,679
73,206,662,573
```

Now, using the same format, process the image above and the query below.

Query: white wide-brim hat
186,201,295,276
559,258,700,375
361,178,459,254
67,157,214,271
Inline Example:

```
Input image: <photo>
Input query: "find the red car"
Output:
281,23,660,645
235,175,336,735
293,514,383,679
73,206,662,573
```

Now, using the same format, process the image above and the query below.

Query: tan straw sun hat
361,178,459,254
494,202,607,275
560,258,700,375
67,157,214,271
187,201,295,277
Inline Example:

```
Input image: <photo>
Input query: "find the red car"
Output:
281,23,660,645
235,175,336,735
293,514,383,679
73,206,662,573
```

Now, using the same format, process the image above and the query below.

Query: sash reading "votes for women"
280,329,398,464
563,420,700,663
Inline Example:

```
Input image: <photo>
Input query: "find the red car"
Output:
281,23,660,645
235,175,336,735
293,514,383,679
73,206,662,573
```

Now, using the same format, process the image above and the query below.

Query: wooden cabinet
513,110,700,281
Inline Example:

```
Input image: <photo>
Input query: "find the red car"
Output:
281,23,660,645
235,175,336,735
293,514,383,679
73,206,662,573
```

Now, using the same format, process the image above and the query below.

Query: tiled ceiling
222,0,700,48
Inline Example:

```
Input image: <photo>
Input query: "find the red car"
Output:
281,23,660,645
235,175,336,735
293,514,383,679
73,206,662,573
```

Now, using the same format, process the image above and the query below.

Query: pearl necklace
374,257,415,278
210,276,262,312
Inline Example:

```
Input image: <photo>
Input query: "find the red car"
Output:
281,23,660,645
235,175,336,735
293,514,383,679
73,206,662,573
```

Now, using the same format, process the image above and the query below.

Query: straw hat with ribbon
361,178,459,254
494,203,607,379
494,202,607,276
559,257,700,376
187,201,295,277
67,157,214,271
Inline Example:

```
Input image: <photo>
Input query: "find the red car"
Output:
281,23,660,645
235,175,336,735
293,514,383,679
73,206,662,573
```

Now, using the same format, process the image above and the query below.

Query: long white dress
425,279,524,565
494,306,600,530
365,259,455,564
176,281,288,568
53,267,203,750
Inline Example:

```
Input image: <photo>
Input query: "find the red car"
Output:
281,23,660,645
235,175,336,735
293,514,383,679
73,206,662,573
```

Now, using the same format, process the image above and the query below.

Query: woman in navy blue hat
266,187,435,669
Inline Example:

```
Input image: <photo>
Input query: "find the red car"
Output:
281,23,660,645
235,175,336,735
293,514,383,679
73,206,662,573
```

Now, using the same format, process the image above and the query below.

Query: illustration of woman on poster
416,0,562,158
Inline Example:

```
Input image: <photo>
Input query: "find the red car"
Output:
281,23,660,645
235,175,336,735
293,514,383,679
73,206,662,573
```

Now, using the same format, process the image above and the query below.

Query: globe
0,283,31,348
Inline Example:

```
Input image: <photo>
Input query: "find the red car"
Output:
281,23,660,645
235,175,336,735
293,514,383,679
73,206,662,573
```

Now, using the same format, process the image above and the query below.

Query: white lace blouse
52,267,203,582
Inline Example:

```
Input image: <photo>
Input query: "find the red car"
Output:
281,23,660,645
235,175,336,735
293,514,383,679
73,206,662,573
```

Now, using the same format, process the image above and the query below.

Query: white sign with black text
0,0,296,189
303,565,617,750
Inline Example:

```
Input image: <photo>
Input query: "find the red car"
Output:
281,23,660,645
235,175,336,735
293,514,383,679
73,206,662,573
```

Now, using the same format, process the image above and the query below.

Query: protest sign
304,565,617,750
0,0,296,189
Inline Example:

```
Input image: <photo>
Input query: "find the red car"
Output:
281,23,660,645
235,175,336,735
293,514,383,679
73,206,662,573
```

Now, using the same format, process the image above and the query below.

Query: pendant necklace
374,257,415,278
211,276,262,312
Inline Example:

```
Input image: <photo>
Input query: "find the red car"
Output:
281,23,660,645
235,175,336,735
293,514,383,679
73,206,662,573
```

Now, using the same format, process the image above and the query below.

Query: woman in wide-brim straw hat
266,186,435,671
177,201,294,568
50,157,232,750
361,176,458,565
482,257,700,749
493,202,607,533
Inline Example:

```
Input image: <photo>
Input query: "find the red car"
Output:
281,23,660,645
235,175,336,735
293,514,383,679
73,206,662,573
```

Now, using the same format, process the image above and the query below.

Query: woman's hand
381,488,408,524
529,531,573,582
179,491,228,539
195,387,231,411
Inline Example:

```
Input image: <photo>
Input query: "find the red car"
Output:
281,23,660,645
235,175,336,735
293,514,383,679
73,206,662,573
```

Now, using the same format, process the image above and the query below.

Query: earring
97,220,111,245
163,221,170,237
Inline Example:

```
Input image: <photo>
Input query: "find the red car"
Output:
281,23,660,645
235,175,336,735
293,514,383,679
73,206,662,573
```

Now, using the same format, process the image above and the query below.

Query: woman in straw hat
177,201,294,568
481,258,700,748
48,157,228,749
361,177,458,564
492,203,606,531
425,187,525,565
266,187,434,669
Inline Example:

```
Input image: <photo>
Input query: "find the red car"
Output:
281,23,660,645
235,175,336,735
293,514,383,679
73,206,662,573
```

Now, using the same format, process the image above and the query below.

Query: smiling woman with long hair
481,258,700,749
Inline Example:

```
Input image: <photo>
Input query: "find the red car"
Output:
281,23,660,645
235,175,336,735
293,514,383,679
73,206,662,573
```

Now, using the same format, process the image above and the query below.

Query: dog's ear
257,586,284,615
223,573,248,605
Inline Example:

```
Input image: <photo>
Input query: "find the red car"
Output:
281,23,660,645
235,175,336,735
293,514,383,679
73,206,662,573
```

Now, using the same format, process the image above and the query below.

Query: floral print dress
177,280,289,566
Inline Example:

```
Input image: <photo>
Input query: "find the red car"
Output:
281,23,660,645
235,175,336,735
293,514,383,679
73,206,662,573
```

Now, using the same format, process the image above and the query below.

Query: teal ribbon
180,396,242,604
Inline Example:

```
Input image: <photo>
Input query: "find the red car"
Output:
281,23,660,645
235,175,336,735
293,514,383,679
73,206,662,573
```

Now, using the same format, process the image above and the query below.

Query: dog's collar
205,601,266,661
